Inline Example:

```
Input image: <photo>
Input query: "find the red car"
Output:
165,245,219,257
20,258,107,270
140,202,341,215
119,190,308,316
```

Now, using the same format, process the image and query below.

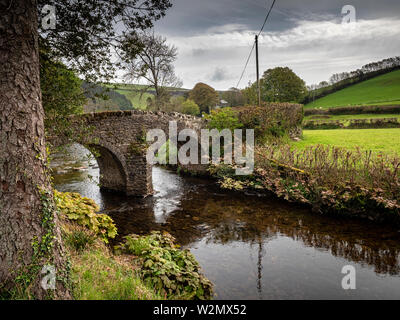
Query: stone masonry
49,110,206,196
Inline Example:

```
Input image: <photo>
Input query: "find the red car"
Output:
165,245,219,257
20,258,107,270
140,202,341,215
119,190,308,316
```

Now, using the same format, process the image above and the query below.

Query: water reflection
52,144,400,299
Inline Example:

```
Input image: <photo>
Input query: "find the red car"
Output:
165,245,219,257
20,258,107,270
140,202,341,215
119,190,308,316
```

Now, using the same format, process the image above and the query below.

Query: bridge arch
48,110,206,196
89,144,127,193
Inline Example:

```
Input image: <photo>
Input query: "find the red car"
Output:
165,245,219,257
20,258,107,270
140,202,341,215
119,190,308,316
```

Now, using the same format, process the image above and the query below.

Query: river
51,144,400,299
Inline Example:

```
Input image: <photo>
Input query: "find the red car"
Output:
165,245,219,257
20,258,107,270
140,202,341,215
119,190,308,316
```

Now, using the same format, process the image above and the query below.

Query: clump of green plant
115,231,213,300
65,229,95,252
69,236,163,300
54,190,117,243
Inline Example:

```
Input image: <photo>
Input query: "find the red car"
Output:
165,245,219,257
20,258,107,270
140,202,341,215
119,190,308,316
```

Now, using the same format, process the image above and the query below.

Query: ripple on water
52,143,400,300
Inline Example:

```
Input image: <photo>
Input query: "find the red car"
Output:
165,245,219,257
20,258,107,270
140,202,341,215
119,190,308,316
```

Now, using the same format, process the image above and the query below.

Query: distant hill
106,83,228,110
305,70,400,109
105,83,190,109
82,82,134,112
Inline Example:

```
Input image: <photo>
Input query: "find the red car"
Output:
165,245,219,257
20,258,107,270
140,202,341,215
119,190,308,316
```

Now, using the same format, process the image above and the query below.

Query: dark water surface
52,144,400,299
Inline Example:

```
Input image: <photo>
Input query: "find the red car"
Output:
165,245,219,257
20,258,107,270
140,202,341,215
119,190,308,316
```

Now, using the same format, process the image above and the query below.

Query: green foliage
189,83,219,113
236,104,303,142
221,87,244,107
164,95,185,112
204,107,242,132
65,230,95,252
181,99,200,115
261,67,307,103
70,241,163,300
38,1,172,83
303,118,400,130
242,67,307,104
40,45,86,135
54,191,117,243
241,83,258,105
115,231,214,300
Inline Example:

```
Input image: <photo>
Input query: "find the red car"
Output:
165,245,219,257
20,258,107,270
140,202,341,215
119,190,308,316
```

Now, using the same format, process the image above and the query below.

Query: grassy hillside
106,83,191,109
305,70,400,109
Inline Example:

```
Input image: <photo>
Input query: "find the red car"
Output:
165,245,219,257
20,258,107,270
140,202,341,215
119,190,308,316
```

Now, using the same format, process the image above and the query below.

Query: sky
149,0,400,90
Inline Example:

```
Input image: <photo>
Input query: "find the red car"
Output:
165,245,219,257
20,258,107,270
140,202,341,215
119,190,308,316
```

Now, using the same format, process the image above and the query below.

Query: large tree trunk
0,0,70,299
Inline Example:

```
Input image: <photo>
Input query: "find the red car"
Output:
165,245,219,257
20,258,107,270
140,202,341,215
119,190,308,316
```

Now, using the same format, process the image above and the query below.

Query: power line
235,0,277,89
235,42,255,89
258,0,277,37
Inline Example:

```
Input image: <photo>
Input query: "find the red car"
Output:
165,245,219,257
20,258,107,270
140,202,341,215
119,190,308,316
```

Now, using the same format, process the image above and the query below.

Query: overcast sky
149,0,400,90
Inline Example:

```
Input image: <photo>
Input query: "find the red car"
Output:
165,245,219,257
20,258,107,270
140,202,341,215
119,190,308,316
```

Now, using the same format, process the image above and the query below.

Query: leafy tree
123,32,182,111
38,0,172,83
0,0,172,299
40,46,86,137
260,67,307,103
165,95,186,112
181,99,200,116
241,81,258,105
221,87,244,107
189,83,219,114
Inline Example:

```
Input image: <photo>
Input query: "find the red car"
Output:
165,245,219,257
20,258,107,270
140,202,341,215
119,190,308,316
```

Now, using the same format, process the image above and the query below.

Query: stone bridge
49,110,206,196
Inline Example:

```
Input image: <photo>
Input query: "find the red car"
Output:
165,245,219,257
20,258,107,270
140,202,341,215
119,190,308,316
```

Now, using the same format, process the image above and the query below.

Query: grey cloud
149,1,400,90
155,0,400,36
192,48,207,57
210,67,231,82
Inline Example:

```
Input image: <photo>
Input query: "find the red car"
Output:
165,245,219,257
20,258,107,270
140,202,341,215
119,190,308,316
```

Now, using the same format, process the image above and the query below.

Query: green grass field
292,128,400,155
305,70,400,109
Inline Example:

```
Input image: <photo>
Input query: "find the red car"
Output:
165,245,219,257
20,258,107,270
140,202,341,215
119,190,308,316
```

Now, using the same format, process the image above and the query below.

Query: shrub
234,103,303,141
303,118,400,130
204,107,243,132
115,231,214,300
305,105,400,116
181,99,200,116
54,190,117,243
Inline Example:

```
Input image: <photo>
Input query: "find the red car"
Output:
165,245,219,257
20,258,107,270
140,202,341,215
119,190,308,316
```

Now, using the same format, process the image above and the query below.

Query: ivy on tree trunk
0,0,70,299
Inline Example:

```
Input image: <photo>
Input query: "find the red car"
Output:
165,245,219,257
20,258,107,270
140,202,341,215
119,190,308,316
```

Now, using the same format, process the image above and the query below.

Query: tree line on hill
303,56,400,104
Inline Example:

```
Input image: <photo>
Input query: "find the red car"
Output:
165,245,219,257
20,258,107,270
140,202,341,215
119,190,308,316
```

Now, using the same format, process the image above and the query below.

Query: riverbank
56,191,213,300
188,144,400,226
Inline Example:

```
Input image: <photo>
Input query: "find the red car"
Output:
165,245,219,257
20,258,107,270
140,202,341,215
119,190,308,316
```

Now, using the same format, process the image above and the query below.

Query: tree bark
0,0,70,299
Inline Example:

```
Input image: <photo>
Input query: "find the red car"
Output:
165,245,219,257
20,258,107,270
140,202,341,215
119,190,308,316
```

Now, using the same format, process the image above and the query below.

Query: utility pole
255,35,261,107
